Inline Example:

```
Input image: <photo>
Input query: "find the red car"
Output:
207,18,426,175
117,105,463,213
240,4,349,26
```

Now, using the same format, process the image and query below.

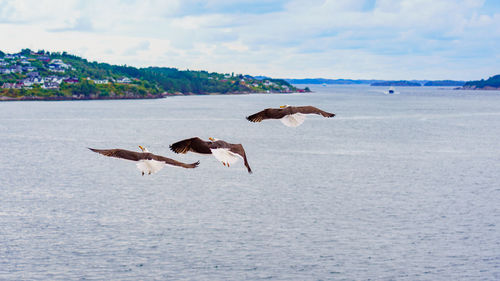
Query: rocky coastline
0,90,302,101
459,85,500,90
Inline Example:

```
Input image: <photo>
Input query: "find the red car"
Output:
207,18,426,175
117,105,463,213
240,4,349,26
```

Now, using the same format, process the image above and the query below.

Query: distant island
461,75,500,90
285,78,383,85
423,80,465,86
371,80,421,86
0,49,305,101
286,78,464,87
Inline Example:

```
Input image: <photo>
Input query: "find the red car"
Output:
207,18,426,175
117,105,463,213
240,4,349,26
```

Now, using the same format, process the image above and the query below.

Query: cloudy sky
1,0,499,80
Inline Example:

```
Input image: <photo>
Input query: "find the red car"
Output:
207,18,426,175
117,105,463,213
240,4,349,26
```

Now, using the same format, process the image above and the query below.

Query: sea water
1,85,499,280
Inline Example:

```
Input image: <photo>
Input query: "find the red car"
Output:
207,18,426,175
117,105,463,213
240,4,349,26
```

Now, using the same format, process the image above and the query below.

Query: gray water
1,85,499,280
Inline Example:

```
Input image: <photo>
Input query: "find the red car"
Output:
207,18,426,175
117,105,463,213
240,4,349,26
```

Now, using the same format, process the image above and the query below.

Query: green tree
20,48,32,56
72,80,98,97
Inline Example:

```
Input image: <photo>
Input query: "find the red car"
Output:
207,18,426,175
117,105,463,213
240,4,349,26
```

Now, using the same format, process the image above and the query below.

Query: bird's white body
136,147,164,175
210,148,241,166
136,159,164,175
280,113,306,127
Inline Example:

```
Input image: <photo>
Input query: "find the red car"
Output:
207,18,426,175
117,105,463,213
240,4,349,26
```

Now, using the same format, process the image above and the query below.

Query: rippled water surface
1,85,500,280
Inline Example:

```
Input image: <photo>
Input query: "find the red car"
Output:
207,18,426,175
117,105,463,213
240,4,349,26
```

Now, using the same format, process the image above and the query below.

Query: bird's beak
138,145,144,151
209,137,214,141
279,105,286,108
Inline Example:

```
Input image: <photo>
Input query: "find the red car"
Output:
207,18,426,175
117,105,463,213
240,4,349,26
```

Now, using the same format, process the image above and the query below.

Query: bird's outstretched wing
246,108,288,122
294,106,335,117
90,148,199,169
169,137,212,154
151,155,200,168
89,148,143,161
229,144,252,174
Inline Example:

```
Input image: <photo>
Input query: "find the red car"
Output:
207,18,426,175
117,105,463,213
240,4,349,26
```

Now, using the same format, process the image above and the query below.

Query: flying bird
89,145,199,175
246,105,335,127
169,137,252,174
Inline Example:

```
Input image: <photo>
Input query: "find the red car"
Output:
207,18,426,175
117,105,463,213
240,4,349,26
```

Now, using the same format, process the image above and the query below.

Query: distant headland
461,75,500,90
0,49,307,101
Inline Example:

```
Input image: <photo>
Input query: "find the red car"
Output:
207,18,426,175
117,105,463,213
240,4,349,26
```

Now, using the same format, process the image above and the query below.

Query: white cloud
222,41,249,52
49,17,95,32
124,41,151,56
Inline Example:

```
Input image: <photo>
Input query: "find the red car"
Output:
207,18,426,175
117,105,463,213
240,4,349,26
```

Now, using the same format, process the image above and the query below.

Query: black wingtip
246,115,260,123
